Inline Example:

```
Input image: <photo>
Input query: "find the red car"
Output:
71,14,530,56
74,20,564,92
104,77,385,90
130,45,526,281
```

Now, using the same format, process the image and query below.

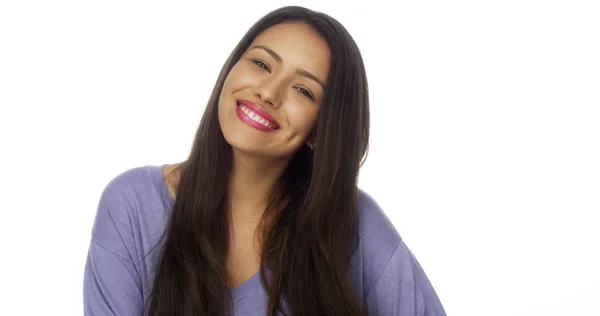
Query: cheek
288,106,319,136
218,65,246,108
223,63,255,90
221,68,239,92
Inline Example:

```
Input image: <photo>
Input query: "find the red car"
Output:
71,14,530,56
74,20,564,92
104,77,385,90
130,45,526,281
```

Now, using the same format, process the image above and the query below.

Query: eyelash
251,59,271,72
295,87,315,100
250,58,316,101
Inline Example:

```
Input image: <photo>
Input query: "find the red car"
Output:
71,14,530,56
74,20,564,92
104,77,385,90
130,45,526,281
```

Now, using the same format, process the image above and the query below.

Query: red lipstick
235,99,280,132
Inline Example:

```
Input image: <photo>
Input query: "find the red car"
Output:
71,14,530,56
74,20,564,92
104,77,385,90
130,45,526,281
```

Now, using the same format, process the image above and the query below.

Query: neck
228,150,290,220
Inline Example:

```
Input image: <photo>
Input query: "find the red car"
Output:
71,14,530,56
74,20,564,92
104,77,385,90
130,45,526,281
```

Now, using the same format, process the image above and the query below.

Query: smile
235,100,280,132
239,104,278,128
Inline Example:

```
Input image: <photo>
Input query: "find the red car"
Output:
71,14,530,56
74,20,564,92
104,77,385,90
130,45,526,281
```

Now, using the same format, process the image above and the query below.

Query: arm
83,176,144,315
364,240,446,316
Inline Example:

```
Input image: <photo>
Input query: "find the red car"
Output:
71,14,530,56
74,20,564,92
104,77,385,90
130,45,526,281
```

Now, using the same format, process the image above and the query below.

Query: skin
164,21,331,287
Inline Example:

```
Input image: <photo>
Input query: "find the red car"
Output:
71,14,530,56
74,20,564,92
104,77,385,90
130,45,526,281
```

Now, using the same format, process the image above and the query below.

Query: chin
219,116,302,161
226,137,298,161
222,132,268,155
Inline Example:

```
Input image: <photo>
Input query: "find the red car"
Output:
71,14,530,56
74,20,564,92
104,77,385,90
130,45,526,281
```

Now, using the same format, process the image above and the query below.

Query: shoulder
90,165,168,257
101,165,158,197
354,190,447,315
84,165,168,315
95,165,161,221
355,189,403,291
357,188,402,251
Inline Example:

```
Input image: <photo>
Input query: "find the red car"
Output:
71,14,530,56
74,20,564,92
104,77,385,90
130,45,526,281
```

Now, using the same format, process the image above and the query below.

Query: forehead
249,22,331,80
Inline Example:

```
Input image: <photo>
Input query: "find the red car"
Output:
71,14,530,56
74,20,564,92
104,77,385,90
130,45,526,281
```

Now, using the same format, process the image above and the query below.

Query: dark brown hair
148,6,369,315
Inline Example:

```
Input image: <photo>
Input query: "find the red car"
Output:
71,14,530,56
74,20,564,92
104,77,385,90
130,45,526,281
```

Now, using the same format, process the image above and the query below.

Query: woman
84,6,446,316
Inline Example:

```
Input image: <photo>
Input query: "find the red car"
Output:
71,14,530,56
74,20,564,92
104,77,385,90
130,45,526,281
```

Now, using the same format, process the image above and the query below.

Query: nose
254,76,284,109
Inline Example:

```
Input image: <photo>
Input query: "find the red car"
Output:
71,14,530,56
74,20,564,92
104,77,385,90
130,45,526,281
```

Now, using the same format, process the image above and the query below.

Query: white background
1,1,599,315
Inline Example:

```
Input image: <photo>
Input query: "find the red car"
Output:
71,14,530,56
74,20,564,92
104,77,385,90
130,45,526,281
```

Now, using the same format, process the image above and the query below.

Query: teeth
239,105,276,129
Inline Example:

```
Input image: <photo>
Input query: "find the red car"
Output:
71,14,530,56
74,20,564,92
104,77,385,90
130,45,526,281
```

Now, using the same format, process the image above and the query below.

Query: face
218,22,330,160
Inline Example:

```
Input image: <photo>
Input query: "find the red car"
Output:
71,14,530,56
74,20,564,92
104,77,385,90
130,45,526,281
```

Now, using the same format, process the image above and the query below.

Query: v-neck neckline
155,164,263,297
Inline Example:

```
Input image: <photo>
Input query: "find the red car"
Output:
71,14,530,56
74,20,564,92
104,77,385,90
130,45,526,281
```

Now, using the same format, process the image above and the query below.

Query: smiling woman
218,21,327,162
83,5,446,316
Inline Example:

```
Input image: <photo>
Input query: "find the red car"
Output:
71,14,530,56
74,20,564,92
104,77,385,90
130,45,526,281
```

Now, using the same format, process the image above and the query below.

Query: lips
235,99,280,131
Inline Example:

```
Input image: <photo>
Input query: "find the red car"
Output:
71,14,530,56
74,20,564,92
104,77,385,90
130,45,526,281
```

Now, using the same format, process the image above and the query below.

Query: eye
295,87,315,101
251,59,271,73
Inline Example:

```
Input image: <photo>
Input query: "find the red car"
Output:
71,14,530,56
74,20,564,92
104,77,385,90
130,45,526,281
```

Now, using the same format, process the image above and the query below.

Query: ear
306,129,316,148
306,126,317,149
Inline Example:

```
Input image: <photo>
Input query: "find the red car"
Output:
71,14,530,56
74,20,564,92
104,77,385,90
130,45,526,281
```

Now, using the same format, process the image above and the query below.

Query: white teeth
239,105,276,129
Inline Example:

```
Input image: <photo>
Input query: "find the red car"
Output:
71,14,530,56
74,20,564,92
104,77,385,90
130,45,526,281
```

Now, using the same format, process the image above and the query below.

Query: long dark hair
148,6,370,315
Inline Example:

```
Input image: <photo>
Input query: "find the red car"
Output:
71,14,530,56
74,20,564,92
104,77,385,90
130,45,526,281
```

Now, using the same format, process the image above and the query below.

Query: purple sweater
83,165,446,315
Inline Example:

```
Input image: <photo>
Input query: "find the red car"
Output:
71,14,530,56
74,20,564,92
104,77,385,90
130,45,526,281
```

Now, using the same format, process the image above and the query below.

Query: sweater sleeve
364,240,446,316
83,172,144,316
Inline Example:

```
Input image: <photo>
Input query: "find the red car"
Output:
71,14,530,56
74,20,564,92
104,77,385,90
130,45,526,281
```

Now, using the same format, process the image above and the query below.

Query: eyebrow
250,45,326,89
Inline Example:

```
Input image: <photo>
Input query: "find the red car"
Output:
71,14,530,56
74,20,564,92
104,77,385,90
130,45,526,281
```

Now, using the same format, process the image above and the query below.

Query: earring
308,142,316,150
